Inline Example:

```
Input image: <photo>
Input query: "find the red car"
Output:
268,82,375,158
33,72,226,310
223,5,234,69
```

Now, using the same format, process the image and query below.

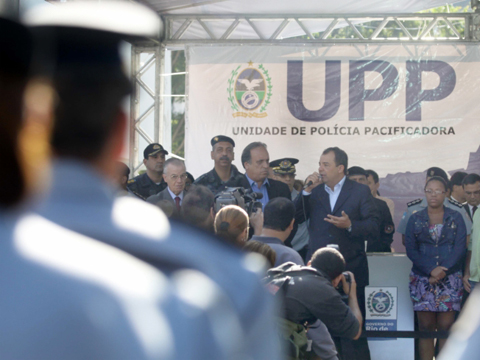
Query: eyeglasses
425,189,445,195
169,174,188,181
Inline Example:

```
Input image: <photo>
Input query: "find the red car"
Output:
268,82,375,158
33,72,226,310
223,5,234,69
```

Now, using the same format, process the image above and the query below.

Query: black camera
336,271,351,303
214,187,263,216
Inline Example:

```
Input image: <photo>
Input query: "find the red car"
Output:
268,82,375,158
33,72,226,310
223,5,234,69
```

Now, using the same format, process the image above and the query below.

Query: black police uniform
127,172,167,200
367,197,395,252
194,165,245,195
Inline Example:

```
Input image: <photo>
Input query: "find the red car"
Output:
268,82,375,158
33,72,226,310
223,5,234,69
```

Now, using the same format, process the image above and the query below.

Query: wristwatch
346,224,352,232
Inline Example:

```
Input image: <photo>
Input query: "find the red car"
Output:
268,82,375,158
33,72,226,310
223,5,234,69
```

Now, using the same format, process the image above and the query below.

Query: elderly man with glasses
147,158,188,218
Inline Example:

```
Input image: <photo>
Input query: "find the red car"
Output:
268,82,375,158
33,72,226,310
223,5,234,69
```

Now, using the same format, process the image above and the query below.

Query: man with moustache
127,143,169,199
295,147,379,360
194,135,244,195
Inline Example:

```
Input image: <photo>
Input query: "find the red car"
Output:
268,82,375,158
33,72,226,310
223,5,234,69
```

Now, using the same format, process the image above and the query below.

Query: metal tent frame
129,6,480,174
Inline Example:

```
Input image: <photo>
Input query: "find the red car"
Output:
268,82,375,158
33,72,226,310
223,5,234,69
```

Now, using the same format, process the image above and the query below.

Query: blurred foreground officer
270,157,309,259
26,3,280,359
0,16,205,360
194,135,245,194
437,288,480,360
128,143,169,199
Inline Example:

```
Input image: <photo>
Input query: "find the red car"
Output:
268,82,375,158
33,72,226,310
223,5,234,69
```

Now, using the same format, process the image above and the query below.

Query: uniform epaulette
130,190,145,200
127,179,136,184
447,197,463,208
407,198,422,207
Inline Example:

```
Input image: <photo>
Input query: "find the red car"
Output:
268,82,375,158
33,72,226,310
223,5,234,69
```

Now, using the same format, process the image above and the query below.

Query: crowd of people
2,1,480,360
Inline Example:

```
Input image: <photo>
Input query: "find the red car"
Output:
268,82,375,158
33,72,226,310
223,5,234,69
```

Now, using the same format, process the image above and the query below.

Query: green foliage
171,50,186,157
301,4,471,40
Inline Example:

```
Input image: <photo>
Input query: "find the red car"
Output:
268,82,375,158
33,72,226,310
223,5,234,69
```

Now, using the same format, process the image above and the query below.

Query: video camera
214,187,263,216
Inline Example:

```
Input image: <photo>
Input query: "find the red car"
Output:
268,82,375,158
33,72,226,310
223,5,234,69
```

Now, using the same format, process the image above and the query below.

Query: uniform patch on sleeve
407,198,422,207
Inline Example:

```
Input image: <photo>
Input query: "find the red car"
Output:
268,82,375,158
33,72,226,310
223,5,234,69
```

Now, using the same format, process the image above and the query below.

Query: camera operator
252,197,304,266
271,247,363,340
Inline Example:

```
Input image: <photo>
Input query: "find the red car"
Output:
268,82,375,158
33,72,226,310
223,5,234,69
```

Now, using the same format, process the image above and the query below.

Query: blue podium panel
367,253,414,360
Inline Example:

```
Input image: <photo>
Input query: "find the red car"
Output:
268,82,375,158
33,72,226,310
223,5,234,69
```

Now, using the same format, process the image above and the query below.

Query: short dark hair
448,171,468,191
425,176,448,192
263,198,295,231
0,19,33,207
463,173,480,187
366,169,379,184
310,248,346,280
52,70,131,161
241,142,267,169
181,185,214,229
322,147,348,174
347,166,367,178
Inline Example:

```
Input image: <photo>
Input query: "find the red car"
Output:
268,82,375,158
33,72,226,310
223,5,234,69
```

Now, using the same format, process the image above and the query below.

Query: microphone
303,180,313,189
245,189,263,199
253,192,263,199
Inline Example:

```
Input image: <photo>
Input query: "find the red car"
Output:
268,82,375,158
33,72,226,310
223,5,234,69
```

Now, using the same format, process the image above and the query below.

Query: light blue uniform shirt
0,211,188,360
245,173,269,208
35,160,281,360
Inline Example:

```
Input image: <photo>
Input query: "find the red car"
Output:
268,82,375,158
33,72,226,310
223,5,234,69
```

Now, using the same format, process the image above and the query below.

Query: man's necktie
175,196,181,212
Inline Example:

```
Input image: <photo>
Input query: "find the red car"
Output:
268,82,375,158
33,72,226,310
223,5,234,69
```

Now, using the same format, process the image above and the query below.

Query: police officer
398,167,472,245
270,158,309,259
194,135,244,194
28,3,281,358
127,143,169,199
347,166,394,252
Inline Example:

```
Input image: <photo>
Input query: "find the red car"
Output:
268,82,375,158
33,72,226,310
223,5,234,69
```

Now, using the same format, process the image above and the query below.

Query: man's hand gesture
325,211,352,229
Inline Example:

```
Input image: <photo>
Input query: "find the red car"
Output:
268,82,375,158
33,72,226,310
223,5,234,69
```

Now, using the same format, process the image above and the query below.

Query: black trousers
334,286,371,360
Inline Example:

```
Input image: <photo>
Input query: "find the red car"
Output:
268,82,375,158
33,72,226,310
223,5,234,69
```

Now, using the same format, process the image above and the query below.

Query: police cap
23,1,162,77
211,135,235,148
269,158,298,175
144,143,169,159
426,167,449,182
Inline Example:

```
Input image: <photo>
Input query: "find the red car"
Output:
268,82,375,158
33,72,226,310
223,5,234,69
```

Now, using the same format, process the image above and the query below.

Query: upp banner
186,44,479,179
186,45,480,250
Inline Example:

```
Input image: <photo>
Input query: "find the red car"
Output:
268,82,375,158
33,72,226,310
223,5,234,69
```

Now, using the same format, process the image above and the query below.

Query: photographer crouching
266,247,363,360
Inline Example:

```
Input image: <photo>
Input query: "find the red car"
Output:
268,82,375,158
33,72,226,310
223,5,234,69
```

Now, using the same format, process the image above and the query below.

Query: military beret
211,135,235,147
144,143,168,159
270,158,298,175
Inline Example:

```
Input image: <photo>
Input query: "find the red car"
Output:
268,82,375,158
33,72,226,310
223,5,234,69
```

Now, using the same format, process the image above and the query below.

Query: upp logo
227,61,272,118
367,289,395,315
287,60,456,122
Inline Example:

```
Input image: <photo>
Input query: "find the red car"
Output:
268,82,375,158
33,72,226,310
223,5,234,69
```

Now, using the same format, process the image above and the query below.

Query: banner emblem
368,289,395,314
227,61,272,118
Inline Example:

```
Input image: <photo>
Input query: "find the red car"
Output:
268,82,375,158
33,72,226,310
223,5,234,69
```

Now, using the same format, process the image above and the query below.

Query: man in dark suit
239,142,291,206
463,173,480,222
147,158,187,218
295,147,379,360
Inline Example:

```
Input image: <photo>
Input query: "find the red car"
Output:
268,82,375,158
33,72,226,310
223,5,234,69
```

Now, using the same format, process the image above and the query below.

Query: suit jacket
239,175,291,201
294,178,379,287
147,188,185,218
239,175,295,241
